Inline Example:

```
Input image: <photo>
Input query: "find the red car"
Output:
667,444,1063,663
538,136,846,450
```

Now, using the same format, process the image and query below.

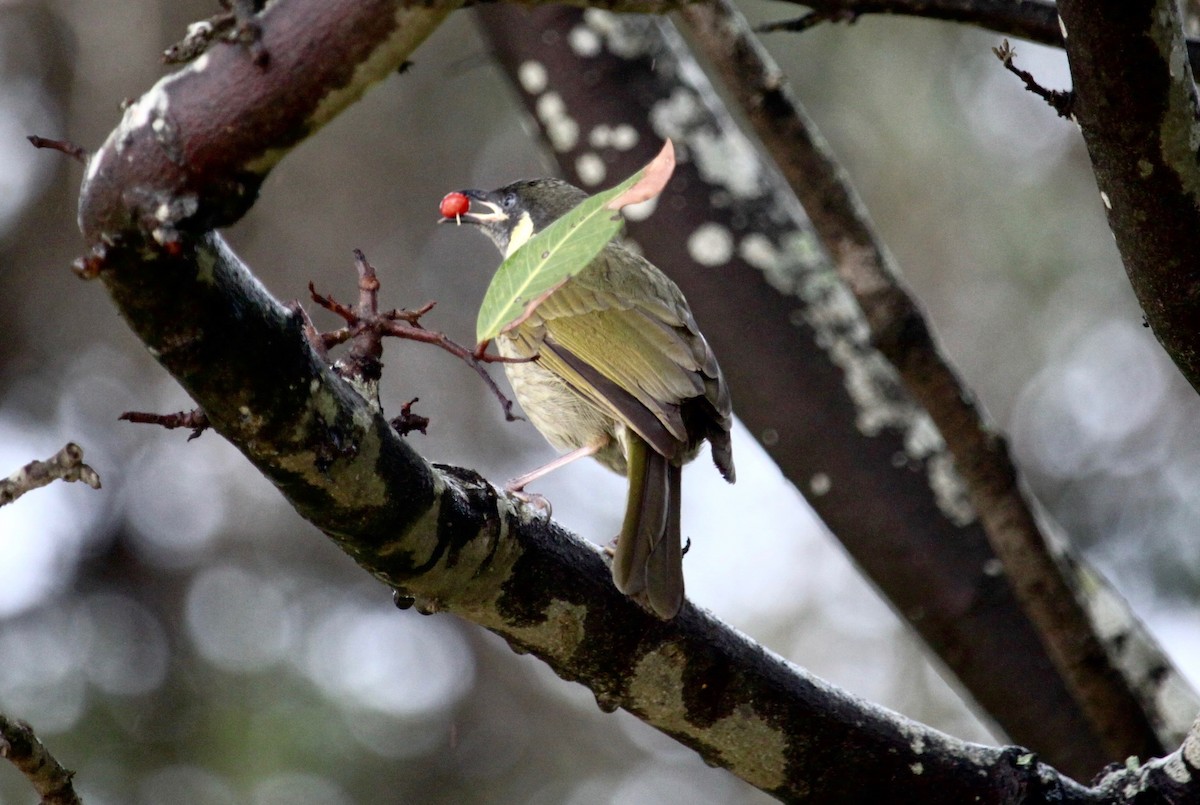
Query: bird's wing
506,246,725,460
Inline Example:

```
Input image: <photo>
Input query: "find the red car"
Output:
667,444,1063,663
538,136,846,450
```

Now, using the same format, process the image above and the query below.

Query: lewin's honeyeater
446,178,734,619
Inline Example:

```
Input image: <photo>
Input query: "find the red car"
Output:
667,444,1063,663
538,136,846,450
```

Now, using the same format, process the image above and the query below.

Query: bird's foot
602,536,619,558
505,482,553,517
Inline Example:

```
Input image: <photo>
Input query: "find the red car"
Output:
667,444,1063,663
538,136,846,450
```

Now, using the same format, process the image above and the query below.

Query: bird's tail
612,434,684,619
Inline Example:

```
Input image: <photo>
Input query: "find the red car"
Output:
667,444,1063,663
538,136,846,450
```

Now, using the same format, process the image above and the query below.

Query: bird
446,177,734,619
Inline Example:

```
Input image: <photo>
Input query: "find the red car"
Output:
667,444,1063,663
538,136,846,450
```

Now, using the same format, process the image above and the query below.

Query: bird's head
442,178,588,258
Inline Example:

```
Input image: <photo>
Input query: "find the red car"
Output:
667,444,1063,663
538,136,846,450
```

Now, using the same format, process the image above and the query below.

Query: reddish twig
120,409,210,440
993,39,1074,118
307,250,526,422
27,135,87,164
390,398,430,436
0,443,101,507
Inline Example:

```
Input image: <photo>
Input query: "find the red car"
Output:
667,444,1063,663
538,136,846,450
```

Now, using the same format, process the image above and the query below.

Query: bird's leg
505,441,605,513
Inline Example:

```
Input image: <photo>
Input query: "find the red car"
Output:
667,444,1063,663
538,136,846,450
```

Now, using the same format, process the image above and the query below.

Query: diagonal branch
474,3,1195,777
678,0,1171,764
65,0,1199,799
71,119,1184,805
78,218,1111,804
0,713,83,805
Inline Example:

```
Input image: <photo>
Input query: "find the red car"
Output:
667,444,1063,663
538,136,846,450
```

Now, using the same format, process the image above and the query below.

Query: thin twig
764,0,1200,74
307,251,526,421
27,135,87,164
0,443,101,507
0,714,83,805
993,39,1074,118
755,10,857,34
120,409,210,440
768,0,1055,45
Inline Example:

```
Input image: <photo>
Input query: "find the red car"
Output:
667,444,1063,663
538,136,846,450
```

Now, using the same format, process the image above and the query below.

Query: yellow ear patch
504,212,535,259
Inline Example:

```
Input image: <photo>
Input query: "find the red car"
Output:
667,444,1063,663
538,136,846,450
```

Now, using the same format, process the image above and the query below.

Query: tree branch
72,127,1194,805
73,222,1109,802
474,4,1196,777
0,714,82,805
77,0,460,253
1055,1,1200,396
678,0,1169,766
66,0,1200,799
0,443,101,507
761,0,1200,76
770,0,1060,43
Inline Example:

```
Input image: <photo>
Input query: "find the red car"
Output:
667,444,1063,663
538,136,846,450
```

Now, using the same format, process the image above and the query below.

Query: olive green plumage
455,178,735,619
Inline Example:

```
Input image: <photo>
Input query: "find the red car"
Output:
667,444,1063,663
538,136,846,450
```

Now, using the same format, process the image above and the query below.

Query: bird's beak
440,190,507,225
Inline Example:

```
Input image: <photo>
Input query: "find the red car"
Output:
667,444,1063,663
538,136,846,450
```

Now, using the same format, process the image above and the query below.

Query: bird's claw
506,484,553,517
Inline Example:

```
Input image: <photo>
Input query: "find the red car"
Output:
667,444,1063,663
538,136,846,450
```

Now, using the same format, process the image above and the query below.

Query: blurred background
1,1,1198,802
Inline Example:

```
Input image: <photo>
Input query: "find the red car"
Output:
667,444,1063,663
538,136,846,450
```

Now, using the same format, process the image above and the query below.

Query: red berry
440,192,470,219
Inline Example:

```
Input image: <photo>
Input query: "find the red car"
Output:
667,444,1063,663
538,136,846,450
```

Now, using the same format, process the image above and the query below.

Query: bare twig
375,323,525,422
27,135,87,164
307,251,526,422
0,443,101,507
390,398,430,435
679,0,1166,762
764,0,1059,43
0,714,83,805
120,409,210,440
760,0,1200,74
993,39,1074,118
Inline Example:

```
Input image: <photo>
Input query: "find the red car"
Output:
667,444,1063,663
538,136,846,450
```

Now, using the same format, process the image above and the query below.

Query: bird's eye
503,192,517,209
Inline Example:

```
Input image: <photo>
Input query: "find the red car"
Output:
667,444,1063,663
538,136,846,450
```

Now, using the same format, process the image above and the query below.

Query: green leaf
475,141,675,344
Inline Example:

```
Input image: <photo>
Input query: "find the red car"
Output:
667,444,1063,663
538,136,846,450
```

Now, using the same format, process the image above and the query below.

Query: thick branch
70,0,1198,799
78,0,459,248
679,0,1168,765
1055,2,1200,395
70,0,1063,794
475,4,1195,777
77,227,1108,802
